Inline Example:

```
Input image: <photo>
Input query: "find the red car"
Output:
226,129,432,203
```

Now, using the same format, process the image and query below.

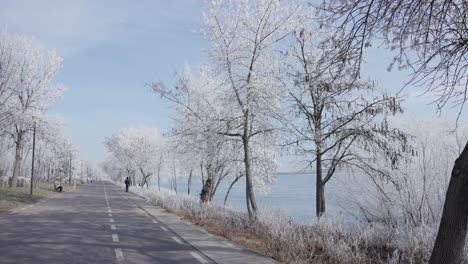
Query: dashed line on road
111,224,116,230
112,233,119,242
109,213,113,217
200,229,213,237
190,252,208,263
223,241,235,248
115,248,124,262
110,218,115,223
160,226,168,232
172,236,183,244
108,209,112,213
152,219,159,224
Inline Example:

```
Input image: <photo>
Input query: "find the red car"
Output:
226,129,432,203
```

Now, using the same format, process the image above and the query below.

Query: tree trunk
11,131,24,188
224,175,242,206
47,163,50,182
157,154,162,191
171,162,177,193
68,154,72,186
187,169,193,195
131,172,136,187
429,141,468,264
157,170,161,191
200,177,213,203
316,151,325,218
243,133,258,220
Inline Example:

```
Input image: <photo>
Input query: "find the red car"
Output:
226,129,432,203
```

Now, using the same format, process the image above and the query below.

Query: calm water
155,173,345,223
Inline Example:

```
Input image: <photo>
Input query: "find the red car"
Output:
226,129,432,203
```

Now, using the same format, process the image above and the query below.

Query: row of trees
0,34,86,188
105,0,466,262
152,0,408,221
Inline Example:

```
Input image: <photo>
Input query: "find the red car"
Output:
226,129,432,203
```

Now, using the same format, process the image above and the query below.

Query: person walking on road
125,177,131,192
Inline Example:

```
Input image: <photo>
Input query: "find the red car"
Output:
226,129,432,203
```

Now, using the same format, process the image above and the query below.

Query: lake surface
155,173,346,223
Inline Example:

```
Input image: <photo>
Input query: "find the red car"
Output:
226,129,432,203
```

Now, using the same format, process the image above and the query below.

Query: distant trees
31,119,76,185
0,34,64,187
104,126,165,188
319,1,468,263
0,33,79,188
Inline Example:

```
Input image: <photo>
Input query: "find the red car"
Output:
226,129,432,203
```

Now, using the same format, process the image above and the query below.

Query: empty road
0,181,276,264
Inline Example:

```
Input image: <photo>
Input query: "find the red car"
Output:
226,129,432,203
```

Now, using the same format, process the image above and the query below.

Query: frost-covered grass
0,182,57,212
130,185,462,264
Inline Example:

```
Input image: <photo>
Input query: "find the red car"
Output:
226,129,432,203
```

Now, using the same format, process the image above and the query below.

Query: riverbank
0,183,59,212
130,185,449,264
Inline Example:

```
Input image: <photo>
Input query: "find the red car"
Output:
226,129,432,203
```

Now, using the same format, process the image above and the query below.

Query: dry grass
0,182,59,212
130,186,454,264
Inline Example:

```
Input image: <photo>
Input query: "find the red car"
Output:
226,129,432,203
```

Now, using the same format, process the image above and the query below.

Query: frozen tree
282,18,407,218
319,1,468,262
155,0,299,219
338,120,463,228
198,0,297,219
34,118,76,184
104,126,164,188
0,34,63,187
155,66,243,203
101,154,126,182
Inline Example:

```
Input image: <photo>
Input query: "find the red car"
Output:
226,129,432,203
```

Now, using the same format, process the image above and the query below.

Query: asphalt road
0,181,215,264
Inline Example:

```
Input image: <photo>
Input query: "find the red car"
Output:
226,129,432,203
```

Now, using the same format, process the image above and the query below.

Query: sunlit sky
1,0,463,169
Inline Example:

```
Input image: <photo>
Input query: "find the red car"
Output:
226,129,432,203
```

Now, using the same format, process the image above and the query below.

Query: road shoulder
115,184,279,264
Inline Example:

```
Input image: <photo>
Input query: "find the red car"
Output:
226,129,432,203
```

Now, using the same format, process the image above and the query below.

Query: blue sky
1,1,463,166
1,0,207,162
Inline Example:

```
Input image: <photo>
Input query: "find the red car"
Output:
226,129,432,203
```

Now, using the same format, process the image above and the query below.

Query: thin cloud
0,0,202,57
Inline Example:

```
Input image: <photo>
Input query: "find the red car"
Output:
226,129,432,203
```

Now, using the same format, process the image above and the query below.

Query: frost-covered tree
319,1,468,262
338,120,464,228
199,0,297,219
155,0,299,218
35,118,76,184
282,20,407,218
155,66,243,203
0,35,63,187
104,126,164,188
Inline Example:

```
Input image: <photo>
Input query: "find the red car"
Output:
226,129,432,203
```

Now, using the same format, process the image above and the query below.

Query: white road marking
152,219,159,224
190,252,208,263
110,218,114,223
27,204,33,208
9,211,16,214
109,213,113,217
112,234,119,242
160,226,168,232
111,224,116,230
200,230,213,237
108,209,112,213
223,241,235,248
20,207,26,210
172,236,183,244
115,248,124,262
